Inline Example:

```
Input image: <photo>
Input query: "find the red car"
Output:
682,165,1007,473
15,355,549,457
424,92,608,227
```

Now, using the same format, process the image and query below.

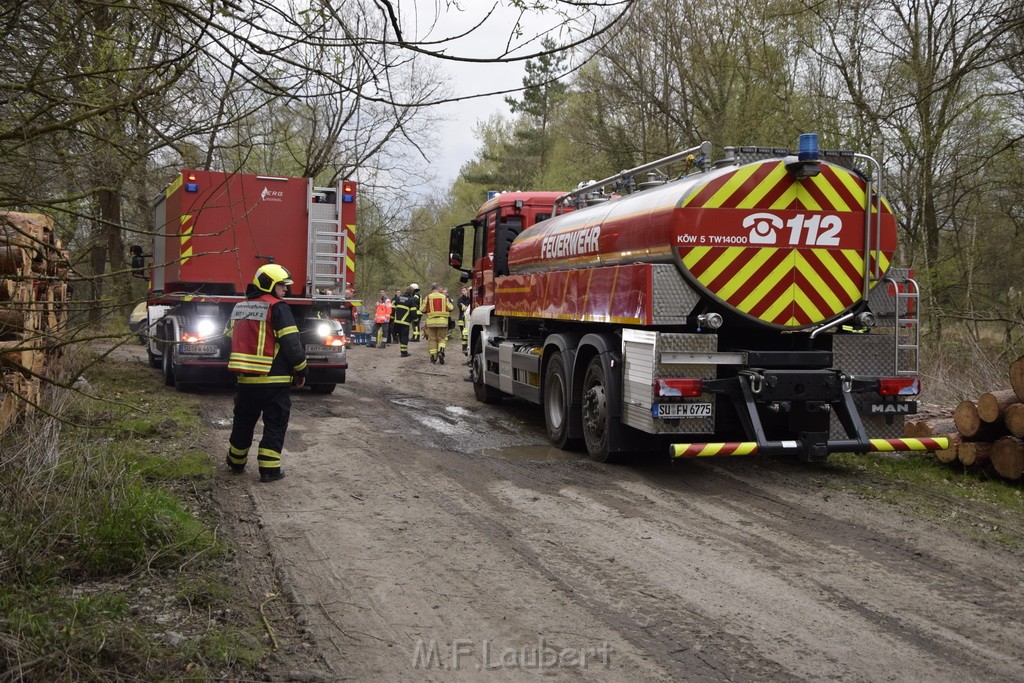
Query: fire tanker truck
449,134,949,462
145,169,358,394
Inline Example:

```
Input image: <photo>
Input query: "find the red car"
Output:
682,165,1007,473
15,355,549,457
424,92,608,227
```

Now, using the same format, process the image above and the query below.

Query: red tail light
655,378,703,397
324,334,345,347
879,377,919,396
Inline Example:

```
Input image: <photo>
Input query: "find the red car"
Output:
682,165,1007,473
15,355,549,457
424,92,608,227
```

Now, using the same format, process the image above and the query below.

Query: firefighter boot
438,348,445,365
226,453,245,474
430,353,437,364
259,468,285,483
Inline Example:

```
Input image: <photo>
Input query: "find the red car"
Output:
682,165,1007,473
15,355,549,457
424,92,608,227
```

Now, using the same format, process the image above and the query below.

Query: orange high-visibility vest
375,299,392,323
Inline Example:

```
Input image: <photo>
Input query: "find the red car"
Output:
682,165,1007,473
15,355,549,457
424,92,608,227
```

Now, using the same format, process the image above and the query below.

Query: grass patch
0,346,275,680
826,451,1024,548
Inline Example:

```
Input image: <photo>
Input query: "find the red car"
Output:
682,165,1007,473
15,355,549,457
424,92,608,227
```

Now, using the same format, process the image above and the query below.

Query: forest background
3,0,1024,401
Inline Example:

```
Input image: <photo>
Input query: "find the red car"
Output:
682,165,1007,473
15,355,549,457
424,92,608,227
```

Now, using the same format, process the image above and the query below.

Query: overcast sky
404,2,592,186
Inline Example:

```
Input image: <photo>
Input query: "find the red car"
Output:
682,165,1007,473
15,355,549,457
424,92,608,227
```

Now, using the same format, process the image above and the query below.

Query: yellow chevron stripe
809,249,861,301
716,247,778,300
736,252,794,313
810,173,851,211
180,214,193,264
694,246,743,287
699,163,763,208
795,254,844,313
166,174,183,198
682,245,712,269
763,282,799,322
735,164,788,208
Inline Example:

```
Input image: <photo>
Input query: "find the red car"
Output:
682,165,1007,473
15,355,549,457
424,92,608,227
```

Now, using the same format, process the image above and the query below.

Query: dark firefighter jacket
392,293,417,326
226,291,308,384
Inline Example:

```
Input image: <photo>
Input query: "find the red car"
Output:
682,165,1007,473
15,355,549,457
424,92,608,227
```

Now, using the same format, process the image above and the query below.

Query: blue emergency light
798,133,820,161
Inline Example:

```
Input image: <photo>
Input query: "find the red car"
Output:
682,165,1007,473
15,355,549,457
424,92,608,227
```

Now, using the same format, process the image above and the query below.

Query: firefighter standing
391,286,417,357
369,289,392,348
457,287,471,355
225,264,307,483
409,283,422,342
419,282,454,364
388,288,402,344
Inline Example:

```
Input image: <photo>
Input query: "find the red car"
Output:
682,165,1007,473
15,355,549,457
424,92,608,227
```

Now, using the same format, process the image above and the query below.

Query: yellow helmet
253,263,293,293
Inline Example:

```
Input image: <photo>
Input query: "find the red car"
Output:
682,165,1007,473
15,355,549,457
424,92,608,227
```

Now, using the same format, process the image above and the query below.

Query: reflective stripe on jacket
420,291,453,327
226,293,308,384
392,294,416,325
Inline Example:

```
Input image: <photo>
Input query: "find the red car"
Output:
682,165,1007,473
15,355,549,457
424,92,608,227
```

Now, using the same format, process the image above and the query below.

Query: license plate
306,344,344,354
653,402,712,418
179,344,218,355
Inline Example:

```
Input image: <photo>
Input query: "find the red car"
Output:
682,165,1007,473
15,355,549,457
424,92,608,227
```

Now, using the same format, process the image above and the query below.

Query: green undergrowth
826,451,1024,549
0,343,271,681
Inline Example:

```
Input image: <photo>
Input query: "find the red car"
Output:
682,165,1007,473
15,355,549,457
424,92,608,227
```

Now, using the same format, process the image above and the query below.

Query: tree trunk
991,436,1024,481
977,389,1018,424
935,433,961,464
1010,356,1024,402
953,400,1005,440
958,441,992,467
1005,402,1024,438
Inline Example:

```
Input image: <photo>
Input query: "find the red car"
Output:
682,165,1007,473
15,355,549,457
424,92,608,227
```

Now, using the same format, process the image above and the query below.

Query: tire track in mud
375,389,1024,680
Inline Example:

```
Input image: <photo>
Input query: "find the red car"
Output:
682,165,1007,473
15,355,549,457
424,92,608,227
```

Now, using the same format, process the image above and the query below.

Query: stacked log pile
0,211,69,433
906,358,1024,481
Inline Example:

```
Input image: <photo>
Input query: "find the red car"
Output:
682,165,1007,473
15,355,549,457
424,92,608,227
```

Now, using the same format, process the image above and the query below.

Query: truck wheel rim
545,374,566,429
583,382,606,437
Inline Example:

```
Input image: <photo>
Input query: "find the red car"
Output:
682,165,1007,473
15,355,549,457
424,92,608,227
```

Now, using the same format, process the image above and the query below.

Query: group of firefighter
367,283,471,365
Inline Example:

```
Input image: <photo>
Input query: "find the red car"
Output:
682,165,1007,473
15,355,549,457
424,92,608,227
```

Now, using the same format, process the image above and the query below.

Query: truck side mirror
449,225,465,269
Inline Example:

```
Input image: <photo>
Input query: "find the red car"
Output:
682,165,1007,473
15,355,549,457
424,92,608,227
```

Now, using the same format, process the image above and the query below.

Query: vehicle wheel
309,384,336,394
581,356,613,462
471,336,501,404
147,347,161,369
162,345,176,387
543,353,580,450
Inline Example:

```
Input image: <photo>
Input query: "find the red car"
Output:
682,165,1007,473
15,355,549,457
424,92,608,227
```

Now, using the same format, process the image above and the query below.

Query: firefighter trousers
228,383,292,473
393,321,410,354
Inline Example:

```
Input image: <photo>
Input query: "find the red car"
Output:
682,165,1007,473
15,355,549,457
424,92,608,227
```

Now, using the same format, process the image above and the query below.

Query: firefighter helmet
410,283,420,290
253,263,293,293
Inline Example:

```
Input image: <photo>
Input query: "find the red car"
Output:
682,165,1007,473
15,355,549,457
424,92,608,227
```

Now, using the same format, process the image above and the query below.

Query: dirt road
199,342,1024,681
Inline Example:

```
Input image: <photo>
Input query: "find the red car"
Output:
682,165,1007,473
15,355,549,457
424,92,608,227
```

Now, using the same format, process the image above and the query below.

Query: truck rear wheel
309,384,336,394
472,336,501,404
543,354,580,450
581,356,613,462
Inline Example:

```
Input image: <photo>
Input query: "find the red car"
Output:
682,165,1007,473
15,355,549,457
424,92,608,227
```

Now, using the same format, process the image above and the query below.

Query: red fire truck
145,169,358,393
450,134,948,462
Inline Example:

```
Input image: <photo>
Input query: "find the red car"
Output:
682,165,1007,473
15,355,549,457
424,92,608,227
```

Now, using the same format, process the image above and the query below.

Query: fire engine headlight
196,318,216,338
316,322,331,337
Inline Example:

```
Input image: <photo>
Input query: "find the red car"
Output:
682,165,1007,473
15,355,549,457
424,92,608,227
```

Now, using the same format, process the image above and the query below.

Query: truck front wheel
543,354,580,450
162,345,175,387
471,336,501,404
581,356,612,462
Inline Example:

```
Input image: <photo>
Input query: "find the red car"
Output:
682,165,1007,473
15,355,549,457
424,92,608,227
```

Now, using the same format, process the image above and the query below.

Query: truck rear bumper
670,436,949,459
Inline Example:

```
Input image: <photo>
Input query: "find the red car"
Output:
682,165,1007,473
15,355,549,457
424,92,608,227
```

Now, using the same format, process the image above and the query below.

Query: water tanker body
502,155,896,332
449,137,947,463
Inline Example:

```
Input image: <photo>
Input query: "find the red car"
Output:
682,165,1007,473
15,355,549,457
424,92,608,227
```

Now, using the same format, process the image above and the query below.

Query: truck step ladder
892,276,920,376
307,180,349,300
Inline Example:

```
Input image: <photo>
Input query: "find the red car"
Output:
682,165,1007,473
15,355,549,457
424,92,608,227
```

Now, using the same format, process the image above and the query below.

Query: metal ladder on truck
307,180,349,301
855,149,920,377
